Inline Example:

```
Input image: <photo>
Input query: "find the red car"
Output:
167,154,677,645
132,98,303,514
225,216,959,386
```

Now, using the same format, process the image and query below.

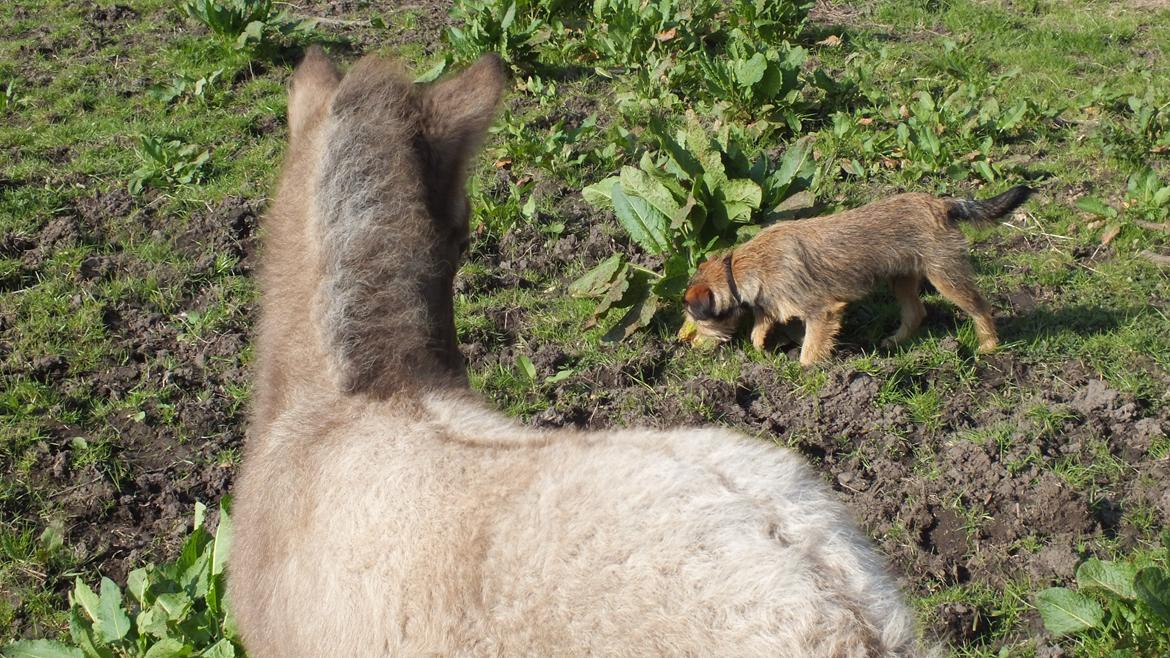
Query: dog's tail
945,185,1033,224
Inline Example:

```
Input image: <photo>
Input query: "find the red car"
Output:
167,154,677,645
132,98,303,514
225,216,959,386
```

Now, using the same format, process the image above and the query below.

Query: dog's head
679,255,744,344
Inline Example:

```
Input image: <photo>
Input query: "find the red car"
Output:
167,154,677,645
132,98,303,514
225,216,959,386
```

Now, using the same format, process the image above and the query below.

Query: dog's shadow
756,292,1137,359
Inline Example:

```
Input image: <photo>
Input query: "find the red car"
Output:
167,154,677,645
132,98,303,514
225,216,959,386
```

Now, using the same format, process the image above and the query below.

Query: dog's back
228,50,923,657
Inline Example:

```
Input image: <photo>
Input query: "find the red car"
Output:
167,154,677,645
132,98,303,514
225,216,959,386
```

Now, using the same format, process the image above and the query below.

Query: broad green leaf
1075,557,1136,600
211,502,232,578
720,179,763,224
68,607,112,658
771,138,813,193
1035,587,1105,636
652,120,702,181
500,1,516,30
999,101,1028,131
93,578,130,643
1075,196,1117,218
913,90,935,115
683,118,726,192
234,21,265,49
1134,567,1170,624
756,57,785,99
193,501,207,532
1153,186,1170,207
156,592,193,621
612,186,669,255
581,177,620,208
973,160,995,182
602,290,658,343
143,639,193,658
544,369,574,384
637,152,687,199
652,253,691,299
72,579,101,629
516,354,537,381
620,166,681,222
735,53,768,88
569,254,625,298
137,605,168,640
413,59,448,84
200,639,236,658
1,640,84,658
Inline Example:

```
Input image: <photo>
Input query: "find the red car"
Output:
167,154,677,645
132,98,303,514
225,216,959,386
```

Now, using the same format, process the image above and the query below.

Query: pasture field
1,0,1169,655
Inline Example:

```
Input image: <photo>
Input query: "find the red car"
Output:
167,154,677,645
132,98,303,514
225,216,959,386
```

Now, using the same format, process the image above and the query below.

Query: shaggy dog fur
228,48,924,657
680,187,1033,365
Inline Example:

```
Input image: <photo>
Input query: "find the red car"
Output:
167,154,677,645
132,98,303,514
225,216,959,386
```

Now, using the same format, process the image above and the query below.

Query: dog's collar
723,252,742,306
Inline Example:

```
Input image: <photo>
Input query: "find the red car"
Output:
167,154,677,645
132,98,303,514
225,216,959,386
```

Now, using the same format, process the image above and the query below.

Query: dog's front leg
799,303,846,366
750,313,775,351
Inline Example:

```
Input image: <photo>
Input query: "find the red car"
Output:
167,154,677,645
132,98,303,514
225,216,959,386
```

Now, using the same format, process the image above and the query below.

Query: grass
2,0,1169,654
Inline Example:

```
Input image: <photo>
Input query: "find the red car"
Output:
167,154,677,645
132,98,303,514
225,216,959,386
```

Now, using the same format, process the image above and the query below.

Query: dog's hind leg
925,264,998,352
799,303,845,366
883,275,926,348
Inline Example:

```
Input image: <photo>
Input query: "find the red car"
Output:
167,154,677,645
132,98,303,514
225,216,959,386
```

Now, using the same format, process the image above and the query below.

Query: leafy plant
1036,533,1170,656
696,34,808,129
571,114,816,340
447,0,545,67
0,79,25,113
727,0,812,43
149,69,224,106
2,501,242,658
128,136,211,195
828,75,1038,184
1077,169,1170,225
492,109,600,185
178,0,315,50
587,0,720,69
1098,87,1170,165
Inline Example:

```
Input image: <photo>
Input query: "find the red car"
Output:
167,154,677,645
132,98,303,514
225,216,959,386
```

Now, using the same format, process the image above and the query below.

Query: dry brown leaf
656,27,677,41
817,34,842,47
1100,224,1121,245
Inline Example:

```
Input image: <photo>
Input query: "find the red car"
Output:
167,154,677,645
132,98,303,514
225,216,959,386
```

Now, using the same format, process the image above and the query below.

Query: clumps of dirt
2,190,262,600
175,196,262,274
88,4,138,26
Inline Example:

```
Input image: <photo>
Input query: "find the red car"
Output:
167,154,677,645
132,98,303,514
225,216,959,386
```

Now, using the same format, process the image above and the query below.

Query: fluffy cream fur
228,48,923,657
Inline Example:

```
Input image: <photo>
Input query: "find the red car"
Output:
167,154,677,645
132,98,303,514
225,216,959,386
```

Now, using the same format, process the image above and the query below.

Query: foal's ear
422,54,506,174
288,45,342,142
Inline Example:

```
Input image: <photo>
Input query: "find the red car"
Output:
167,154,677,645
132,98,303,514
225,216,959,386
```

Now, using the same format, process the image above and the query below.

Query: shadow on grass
998,302,1137,345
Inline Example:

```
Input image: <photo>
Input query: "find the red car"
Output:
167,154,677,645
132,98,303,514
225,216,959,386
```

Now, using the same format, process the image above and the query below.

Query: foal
228,48,922,657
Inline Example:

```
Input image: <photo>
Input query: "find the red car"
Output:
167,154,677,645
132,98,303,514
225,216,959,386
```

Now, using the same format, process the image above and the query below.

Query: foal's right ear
421,54,507,176
288,45,342,142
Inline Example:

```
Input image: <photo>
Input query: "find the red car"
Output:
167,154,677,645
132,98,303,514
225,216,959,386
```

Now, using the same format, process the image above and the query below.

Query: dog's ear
421,54,506,181
288,46,342,144
684,283,717,321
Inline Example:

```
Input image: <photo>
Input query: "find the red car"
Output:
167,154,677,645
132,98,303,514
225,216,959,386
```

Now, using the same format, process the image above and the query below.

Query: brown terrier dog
680,186,1033,365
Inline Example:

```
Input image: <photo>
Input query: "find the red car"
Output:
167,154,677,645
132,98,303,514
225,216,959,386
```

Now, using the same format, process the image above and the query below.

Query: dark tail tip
948,185,1034,223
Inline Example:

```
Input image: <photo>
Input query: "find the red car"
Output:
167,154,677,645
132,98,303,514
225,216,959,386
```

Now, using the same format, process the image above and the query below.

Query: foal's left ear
421,54,507,175
288,45,342,143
